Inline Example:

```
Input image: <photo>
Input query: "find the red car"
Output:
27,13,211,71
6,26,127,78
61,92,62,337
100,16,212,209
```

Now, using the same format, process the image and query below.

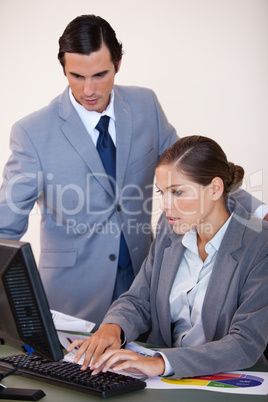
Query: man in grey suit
0,15,178,328
0,15,267,328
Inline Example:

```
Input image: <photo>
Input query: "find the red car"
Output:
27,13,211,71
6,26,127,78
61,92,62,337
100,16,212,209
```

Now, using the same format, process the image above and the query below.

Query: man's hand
67,323,122,370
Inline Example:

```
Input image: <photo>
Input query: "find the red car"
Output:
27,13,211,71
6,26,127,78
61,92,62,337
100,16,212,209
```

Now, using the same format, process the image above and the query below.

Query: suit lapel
59,89,115,197
114,89,132,190
202,253,238,341
156,233,185,346
202,208,245,341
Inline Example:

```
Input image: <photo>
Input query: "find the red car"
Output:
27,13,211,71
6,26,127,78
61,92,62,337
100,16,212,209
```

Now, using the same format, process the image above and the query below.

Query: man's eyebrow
69,70,109,78
93,70,109,77
69,72,84,78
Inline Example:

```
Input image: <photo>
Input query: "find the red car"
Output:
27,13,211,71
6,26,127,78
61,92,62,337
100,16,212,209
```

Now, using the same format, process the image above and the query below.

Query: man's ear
116,59,122,73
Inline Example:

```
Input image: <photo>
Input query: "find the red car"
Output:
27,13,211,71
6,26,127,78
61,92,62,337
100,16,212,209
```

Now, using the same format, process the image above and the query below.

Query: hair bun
225,162,244,194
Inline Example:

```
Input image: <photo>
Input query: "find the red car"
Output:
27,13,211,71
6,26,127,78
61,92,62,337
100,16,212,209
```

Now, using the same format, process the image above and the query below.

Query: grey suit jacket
0,85,177,327
102,200,268,377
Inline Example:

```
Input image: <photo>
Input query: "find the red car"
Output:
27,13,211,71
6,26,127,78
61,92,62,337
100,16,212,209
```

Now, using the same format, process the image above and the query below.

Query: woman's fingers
67,324,122,370
91,349,165,377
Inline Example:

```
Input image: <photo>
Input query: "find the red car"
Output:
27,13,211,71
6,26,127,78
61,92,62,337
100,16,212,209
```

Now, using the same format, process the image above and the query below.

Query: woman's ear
211,177,224,200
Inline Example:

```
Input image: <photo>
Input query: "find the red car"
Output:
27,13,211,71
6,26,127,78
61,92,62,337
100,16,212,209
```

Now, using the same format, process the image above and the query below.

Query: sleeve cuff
254,204,268,219
154,351,175,377
120,329,127,348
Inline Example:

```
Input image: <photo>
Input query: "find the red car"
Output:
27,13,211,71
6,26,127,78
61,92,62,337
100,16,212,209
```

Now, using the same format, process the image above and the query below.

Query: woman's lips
167,216,180,225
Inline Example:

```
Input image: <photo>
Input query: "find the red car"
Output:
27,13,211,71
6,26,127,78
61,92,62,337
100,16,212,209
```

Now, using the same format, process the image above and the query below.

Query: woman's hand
67,323,122,370
91,349,165,377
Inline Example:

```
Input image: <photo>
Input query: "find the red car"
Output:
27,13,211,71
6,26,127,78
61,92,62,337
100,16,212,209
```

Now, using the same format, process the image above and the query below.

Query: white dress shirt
254,204,268,219
158,214,232,376
69,88,116,146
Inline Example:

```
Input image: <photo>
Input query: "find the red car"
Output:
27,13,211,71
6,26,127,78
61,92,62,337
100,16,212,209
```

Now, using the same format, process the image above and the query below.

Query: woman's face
155,164,216,235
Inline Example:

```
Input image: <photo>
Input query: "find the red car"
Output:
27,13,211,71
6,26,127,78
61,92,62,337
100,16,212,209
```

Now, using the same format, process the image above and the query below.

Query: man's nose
83,79,95,96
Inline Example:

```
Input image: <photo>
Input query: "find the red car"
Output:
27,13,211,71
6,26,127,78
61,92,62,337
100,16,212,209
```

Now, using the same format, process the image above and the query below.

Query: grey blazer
102,200,268,377
0,85,177,327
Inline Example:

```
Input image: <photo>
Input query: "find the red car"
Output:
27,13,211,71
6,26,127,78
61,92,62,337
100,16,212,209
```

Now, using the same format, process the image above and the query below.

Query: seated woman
69,135,268,378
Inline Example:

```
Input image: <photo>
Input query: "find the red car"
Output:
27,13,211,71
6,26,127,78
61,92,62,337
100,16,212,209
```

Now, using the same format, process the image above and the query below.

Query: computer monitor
0,238,63,361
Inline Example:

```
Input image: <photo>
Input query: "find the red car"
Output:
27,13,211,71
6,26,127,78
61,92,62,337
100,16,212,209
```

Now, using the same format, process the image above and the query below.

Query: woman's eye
173,190,182,196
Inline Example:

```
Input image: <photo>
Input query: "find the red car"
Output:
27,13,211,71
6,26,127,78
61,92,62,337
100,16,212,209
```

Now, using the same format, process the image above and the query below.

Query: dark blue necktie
96,115,116,192
96,116,130,269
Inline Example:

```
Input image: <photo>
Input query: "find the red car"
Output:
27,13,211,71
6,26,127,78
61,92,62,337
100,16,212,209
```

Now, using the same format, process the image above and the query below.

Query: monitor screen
0,239,63,361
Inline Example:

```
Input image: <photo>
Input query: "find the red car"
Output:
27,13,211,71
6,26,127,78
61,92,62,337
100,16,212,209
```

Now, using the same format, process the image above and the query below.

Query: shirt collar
69,87,115,133
182,213,233,255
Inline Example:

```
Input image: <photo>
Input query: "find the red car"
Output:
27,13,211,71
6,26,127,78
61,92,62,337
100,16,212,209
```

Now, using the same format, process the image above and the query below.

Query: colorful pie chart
162,373,264,389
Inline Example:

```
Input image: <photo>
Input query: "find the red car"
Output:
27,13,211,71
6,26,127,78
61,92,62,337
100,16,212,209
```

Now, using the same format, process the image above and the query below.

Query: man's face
64,44,121,113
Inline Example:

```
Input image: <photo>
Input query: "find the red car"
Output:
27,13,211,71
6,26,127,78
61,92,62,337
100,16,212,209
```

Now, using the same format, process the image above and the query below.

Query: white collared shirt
158,214,232,376
69,87,116,146
254,204,268,220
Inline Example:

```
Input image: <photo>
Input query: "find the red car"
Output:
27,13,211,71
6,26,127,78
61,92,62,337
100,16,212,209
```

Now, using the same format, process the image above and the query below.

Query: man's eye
72,74,83,79
95,73,106,78
94,70,109,79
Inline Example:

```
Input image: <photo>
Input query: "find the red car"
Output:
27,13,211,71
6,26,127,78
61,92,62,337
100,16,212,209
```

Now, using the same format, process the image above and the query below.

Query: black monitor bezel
0,239,63,361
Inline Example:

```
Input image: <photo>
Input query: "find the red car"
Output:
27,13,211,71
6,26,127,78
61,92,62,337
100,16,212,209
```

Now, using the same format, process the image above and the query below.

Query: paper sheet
125,342,155,357
51,309,95,333
122,343,268,395
145,371,268,395
57,332,90,365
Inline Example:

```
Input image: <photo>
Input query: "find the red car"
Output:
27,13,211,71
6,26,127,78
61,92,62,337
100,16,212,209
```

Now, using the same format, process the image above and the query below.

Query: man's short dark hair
58,14,123,73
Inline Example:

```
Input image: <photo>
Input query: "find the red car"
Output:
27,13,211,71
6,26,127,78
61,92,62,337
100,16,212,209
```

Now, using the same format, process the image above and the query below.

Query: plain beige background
0,0,267,260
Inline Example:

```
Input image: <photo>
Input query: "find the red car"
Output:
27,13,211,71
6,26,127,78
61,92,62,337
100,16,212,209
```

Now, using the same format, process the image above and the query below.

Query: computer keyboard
0,353,146,398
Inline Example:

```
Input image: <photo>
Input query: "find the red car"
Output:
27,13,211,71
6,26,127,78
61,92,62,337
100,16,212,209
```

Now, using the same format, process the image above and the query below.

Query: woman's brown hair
157,136,244,196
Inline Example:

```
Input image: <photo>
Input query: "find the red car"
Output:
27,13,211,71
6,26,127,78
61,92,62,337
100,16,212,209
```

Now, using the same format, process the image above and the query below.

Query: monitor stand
0,383,45,400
